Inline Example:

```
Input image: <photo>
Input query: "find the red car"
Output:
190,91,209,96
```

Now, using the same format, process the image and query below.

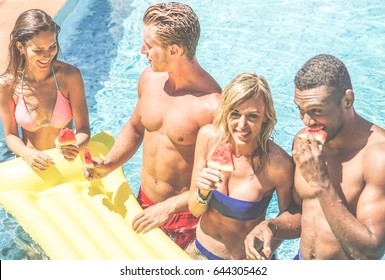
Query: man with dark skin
245,54,385,260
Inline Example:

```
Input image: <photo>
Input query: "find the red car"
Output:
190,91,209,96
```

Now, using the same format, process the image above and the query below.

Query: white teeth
236,131,249,136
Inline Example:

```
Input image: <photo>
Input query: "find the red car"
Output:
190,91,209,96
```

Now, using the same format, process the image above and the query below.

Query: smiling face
294,85,345,143
228,94,267,146
18,30,58,71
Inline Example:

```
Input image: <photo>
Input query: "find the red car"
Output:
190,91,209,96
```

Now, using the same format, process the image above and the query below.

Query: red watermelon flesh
298,127,327,145
83,147,94,169
55,128,76,146
208,142,235,172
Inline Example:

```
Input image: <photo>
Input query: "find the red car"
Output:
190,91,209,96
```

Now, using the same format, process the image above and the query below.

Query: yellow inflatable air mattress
0,131,190,260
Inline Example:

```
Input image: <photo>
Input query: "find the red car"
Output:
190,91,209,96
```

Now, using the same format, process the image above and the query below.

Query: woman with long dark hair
0,9,90,170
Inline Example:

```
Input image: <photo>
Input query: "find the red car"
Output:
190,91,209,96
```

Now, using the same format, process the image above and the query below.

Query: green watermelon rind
83,147,94,169
298,129,327,145
55,128,77,146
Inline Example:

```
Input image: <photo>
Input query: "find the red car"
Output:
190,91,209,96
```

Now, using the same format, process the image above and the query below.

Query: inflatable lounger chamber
0,131,190,260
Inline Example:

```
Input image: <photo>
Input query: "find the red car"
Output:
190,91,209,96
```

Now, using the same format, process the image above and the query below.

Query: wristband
195,189,212,205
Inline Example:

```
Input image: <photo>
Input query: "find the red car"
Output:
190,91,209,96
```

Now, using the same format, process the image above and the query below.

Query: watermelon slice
298,127,327,145
208,142,235,172
55,128,77,146
83,147,94,169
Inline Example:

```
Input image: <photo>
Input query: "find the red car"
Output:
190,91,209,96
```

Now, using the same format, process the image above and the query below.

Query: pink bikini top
15,66,73,132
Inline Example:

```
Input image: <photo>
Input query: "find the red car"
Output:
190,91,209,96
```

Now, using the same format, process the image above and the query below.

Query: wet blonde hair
213,73,277,173
143,2,200,61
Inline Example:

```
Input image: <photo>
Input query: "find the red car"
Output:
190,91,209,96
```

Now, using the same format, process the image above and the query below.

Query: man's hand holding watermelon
293,126,329,194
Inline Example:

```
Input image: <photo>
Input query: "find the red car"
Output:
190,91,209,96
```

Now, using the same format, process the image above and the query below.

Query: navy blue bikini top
209,190,272,220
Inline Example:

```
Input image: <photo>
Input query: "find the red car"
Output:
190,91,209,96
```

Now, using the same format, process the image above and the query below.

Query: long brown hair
2,9,61,89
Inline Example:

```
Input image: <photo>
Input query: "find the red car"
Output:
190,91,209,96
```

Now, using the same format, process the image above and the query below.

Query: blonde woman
186,73,294,259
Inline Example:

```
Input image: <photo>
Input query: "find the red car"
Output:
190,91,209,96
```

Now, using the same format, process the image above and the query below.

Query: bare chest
296,152,365,208
140,93,202,145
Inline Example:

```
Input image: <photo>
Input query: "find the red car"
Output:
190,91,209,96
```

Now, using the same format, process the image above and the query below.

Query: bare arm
85,94,145,179
0,79,25,155
295,135,385,259
318,143,385,259
0,78,53,169
67,66,90,147
57,65,90,161
84,72,145,180
245,147,300,259
188,124,221,217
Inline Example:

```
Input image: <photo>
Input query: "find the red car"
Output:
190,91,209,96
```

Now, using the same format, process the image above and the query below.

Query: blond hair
143,2,200,61
213,73,277,173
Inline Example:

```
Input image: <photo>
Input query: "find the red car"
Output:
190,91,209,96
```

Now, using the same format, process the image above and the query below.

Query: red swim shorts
137,187,198,249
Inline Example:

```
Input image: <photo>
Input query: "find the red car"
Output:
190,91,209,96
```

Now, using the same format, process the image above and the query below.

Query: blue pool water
1,0,385,260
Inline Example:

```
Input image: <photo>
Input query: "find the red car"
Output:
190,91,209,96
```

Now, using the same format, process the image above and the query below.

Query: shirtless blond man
85,2,221,248
245,54,385,260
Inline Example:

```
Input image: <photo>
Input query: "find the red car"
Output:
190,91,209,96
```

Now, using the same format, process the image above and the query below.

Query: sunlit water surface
1,0,385,260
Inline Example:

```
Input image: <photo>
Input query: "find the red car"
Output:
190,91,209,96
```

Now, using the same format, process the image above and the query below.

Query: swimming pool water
1,0,385,260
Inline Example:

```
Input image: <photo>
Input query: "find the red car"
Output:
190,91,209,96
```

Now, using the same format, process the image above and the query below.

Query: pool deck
0,0,66,73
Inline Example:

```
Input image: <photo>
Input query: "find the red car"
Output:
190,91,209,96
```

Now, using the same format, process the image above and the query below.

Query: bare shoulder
196,70,221,97
267,140,295,179
363,123,385,171
53,61,82,89
53,60,81,77
197,123,216,140
138,67,167,95
198,89,220,111
269,140,293,166
192,74,221,126
0,74,13,101
139,67,167,83
196,124,220,158
0,74,11,90
363,140,385,176
369,123,385,141
139,67,156,81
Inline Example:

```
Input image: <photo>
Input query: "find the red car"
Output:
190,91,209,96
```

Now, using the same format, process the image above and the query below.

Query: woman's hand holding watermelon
55,128,80,161
196,142,234,196
57,144,80,161
196,167,224,197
